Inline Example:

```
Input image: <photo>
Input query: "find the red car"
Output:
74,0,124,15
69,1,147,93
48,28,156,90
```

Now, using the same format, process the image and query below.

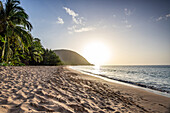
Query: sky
12,0,170,65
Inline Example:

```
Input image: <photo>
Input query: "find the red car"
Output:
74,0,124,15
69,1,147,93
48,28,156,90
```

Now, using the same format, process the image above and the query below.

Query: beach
0,66,169,113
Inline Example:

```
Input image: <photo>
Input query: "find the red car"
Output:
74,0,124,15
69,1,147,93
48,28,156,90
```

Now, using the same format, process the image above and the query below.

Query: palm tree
29,38,44,64
0,0,33,62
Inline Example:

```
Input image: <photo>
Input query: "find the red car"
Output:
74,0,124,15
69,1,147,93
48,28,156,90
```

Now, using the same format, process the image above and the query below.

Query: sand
0,66,170,113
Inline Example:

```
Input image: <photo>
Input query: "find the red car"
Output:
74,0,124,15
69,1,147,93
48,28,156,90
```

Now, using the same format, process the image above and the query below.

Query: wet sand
0,66,169,113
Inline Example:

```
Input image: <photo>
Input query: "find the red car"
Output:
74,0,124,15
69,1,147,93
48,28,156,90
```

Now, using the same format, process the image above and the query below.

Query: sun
82,42,110,65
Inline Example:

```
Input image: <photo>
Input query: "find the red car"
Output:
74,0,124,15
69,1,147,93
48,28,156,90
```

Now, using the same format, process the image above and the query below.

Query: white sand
0,66,169,113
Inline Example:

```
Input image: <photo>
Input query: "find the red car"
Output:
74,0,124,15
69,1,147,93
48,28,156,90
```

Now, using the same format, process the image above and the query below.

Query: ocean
70,65,170,94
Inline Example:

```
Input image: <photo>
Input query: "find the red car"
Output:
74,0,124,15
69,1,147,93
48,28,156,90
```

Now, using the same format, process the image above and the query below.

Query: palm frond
15,35,24,51
15,26,33,46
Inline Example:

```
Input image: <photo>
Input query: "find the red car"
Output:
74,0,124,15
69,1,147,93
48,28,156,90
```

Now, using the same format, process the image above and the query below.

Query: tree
0,0,63,66
40,49,63,66
28,38,44,65
0,0,32,63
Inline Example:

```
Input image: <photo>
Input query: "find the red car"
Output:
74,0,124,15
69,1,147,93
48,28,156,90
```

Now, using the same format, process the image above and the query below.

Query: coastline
74,69,170,98
0,66,170,113
68,66,170,112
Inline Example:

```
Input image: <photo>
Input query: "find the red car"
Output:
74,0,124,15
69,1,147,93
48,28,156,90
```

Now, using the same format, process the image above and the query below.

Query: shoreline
0,66,170,112
68,65,170,98
73,69,170,98
67,66,170,112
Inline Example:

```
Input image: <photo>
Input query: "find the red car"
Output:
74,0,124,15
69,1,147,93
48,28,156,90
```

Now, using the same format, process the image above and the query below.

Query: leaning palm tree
29,38,44,64
0,0,33,62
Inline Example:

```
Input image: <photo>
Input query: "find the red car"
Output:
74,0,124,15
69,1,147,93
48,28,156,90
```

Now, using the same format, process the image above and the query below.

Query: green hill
53,49,92,65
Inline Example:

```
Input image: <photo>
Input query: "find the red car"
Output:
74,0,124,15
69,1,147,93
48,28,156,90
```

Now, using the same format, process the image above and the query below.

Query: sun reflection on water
92,65,101,74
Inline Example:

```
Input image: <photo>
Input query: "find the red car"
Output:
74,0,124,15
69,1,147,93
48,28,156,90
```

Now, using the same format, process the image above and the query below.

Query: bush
40,49,63,66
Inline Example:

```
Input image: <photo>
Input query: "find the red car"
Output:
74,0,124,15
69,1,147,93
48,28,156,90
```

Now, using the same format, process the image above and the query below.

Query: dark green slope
53,49,92,65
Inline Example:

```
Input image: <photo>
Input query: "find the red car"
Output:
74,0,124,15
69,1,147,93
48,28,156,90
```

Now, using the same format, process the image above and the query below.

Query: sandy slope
0,66,169,113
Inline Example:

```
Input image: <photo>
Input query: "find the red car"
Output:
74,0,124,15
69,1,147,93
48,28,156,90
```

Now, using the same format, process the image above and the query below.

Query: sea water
70,65,170,94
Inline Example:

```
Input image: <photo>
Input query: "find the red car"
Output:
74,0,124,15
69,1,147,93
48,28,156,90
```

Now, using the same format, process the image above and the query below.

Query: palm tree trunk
1,35,6,61
6,37,9,62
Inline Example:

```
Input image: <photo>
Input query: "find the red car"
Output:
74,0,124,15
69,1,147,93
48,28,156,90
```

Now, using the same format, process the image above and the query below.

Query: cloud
56,17,64,24
63,7,84,25
63,7,95,34
122,19,132,28
68,25,76,31
72,17,84,25
166,14,170,18
74,27,95,33
63,7,78,17
68,25,95,33
124,8,132,16
126,24,132,28
156,16,163,21
156,13,170,21
122,8,133,29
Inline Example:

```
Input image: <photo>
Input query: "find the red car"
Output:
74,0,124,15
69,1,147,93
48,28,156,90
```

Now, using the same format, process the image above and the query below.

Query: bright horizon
17,0,170,65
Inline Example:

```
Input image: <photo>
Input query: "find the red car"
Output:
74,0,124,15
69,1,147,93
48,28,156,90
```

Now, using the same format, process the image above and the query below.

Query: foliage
40,49,63,66
28,38,44,65
0,0,32,62
0,61,14,66
0,0,62,66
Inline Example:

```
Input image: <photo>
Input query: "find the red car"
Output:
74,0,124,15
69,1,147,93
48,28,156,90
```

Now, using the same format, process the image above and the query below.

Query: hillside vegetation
54,49,92,65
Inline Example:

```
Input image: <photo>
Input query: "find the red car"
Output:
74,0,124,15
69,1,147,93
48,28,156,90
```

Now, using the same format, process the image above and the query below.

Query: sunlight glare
83,42,110,65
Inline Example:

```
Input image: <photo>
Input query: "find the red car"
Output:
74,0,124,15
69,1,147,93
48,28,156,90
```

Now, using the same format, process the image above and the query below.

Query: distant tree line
0,0,63,66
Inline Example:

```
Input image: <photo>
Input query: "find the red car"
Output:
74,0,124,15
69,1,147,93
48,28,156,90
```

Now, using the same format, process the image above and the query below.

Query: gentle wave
70,65,170,93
